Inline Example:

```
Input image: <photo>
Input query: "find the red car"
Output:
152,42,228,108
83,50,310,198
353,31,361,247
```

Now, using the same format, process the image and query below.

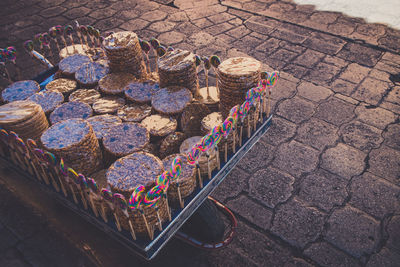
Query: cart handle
175,196,237,250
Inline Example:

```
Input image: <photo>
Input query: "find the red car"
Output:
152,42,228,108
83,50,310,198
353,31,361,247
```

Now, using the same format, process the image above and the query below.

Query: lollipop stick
48,170,60,192
232,128,236,153
128,219,136,240
177,186,184,209
206,69,210,99
215,147,220,170
239,122,243,147
89,194,99,217
155,209,162,231
206,153,211,180
224,142,228,163
196,164,203,188
1,64,12,83
68,183,79,204
38,163,50,185
247,117,251,138
100,202,108,222
141,211,153,240
164,196,172,221
113,212,122,231
145,54,151,74
267,91,271,117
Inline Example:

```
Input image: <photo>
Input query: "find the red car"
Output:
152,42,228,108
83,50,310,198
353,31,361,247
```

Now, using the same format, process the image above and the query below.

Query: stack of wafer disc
41,118,103,175
50,101,93,124
197,86,220,112
75,62,109,88
28,91,64,115
180,136,218,176
124,80,160,104
102,123,149,164
59,54,91,77
117,104,152,123
141,115,177,139
158,49,198,94
106,152,168,233
98,72,136,95
87,115,122,141
159,132,186,159
69,89,101,105
92,96,125,115
103,31,146,78
1,80,40,103
180,102,210,137
151,86,192,116
45,78,77,98
162,153,196,201
217,57,261,117
201,112,238,152
0,100,49,141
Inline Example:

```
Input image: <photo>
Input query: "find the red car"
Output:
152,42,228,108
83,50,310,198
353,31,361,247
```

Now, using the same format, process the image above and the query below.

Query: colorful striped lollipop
129,185,152,239
87,177,98,193
101,188,113,202
140,39,151,74
79,25,89,47
86,177,100,217
114,193,136,238
156,45,166,57
64,25,75,47
49,26,61,53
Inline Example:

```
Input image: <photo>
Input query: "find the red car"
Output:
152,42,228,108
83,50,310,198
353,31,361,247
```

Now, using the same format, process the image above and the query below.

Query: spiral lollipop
40,32,55,62
7,131,24,167
79,25,89,47
34,33,44,51
139,39,151,75
64,25,75,47
49,26,61,53
32,148,52,185
167,46,174,52
171,156,184,207
210,55,221,92
114,193,136,238
94,29,101,47
129,186,152,239
67,167,88,209
87,25,96,47
23,40,34,53
144,184,164,231
5,47,20,81
0,49,12,83
43,151,63,193
84,177,100,217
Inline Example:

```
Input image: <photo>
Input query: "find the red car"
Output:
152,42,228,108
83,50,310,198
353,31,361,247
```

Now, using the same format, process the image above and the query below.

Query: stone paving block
270,29,307,44
167,11,189,22
148,21,176,32
340,120,383,152
0,227,19,251
323,55,349,68
273,140,320,177
233,35,263,54
0,248,30,267
269,48,299,63
255,37,280,54
188,31,216,47
120,18,150,31
39,6,67,18
261,116,296,146
63,6,91,20
270,78,298,101
368,145,400,186
248,167,295,209
237,141,274,172
328,21,356,36
244,20,275,35
321,143,366,180
366,247,400,267
158,31,186,45
282,64,309,79
141,9,168,22
226,195,273,230
339,63,371,84
303,62,341,86
94,18,124,31
211,167,249,202
303,33,345,55
277,97,316,123
232,221,295,266
368,69,392,82
379,34,400,52
380,101,400,115
304,241,361,267
384,123,400,150
89,8,118,20
337,43,382,67
297,81,333,103
19,231,88,267
352,77,390,105
295,118,338,150
350,172,400,219
374,60,400,74
298,169,348,212
385,86,400,104
387,215,400,254
293,49,324,68
271,198,325,249
355,104,397,130
325,205,380,258
330,78,357,96
205,22,235,35
314,97,356,126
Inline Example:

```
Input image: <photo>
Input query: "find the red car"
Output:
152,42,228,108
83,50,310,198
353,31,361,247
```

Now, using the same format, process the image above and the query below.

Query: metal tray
1,68,273,259
1,115,272,259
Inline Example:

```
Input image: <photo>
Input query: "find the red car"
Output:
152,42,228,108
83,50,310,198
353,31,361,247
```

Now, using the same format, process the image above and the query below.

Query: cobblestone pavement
1,0,400,266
